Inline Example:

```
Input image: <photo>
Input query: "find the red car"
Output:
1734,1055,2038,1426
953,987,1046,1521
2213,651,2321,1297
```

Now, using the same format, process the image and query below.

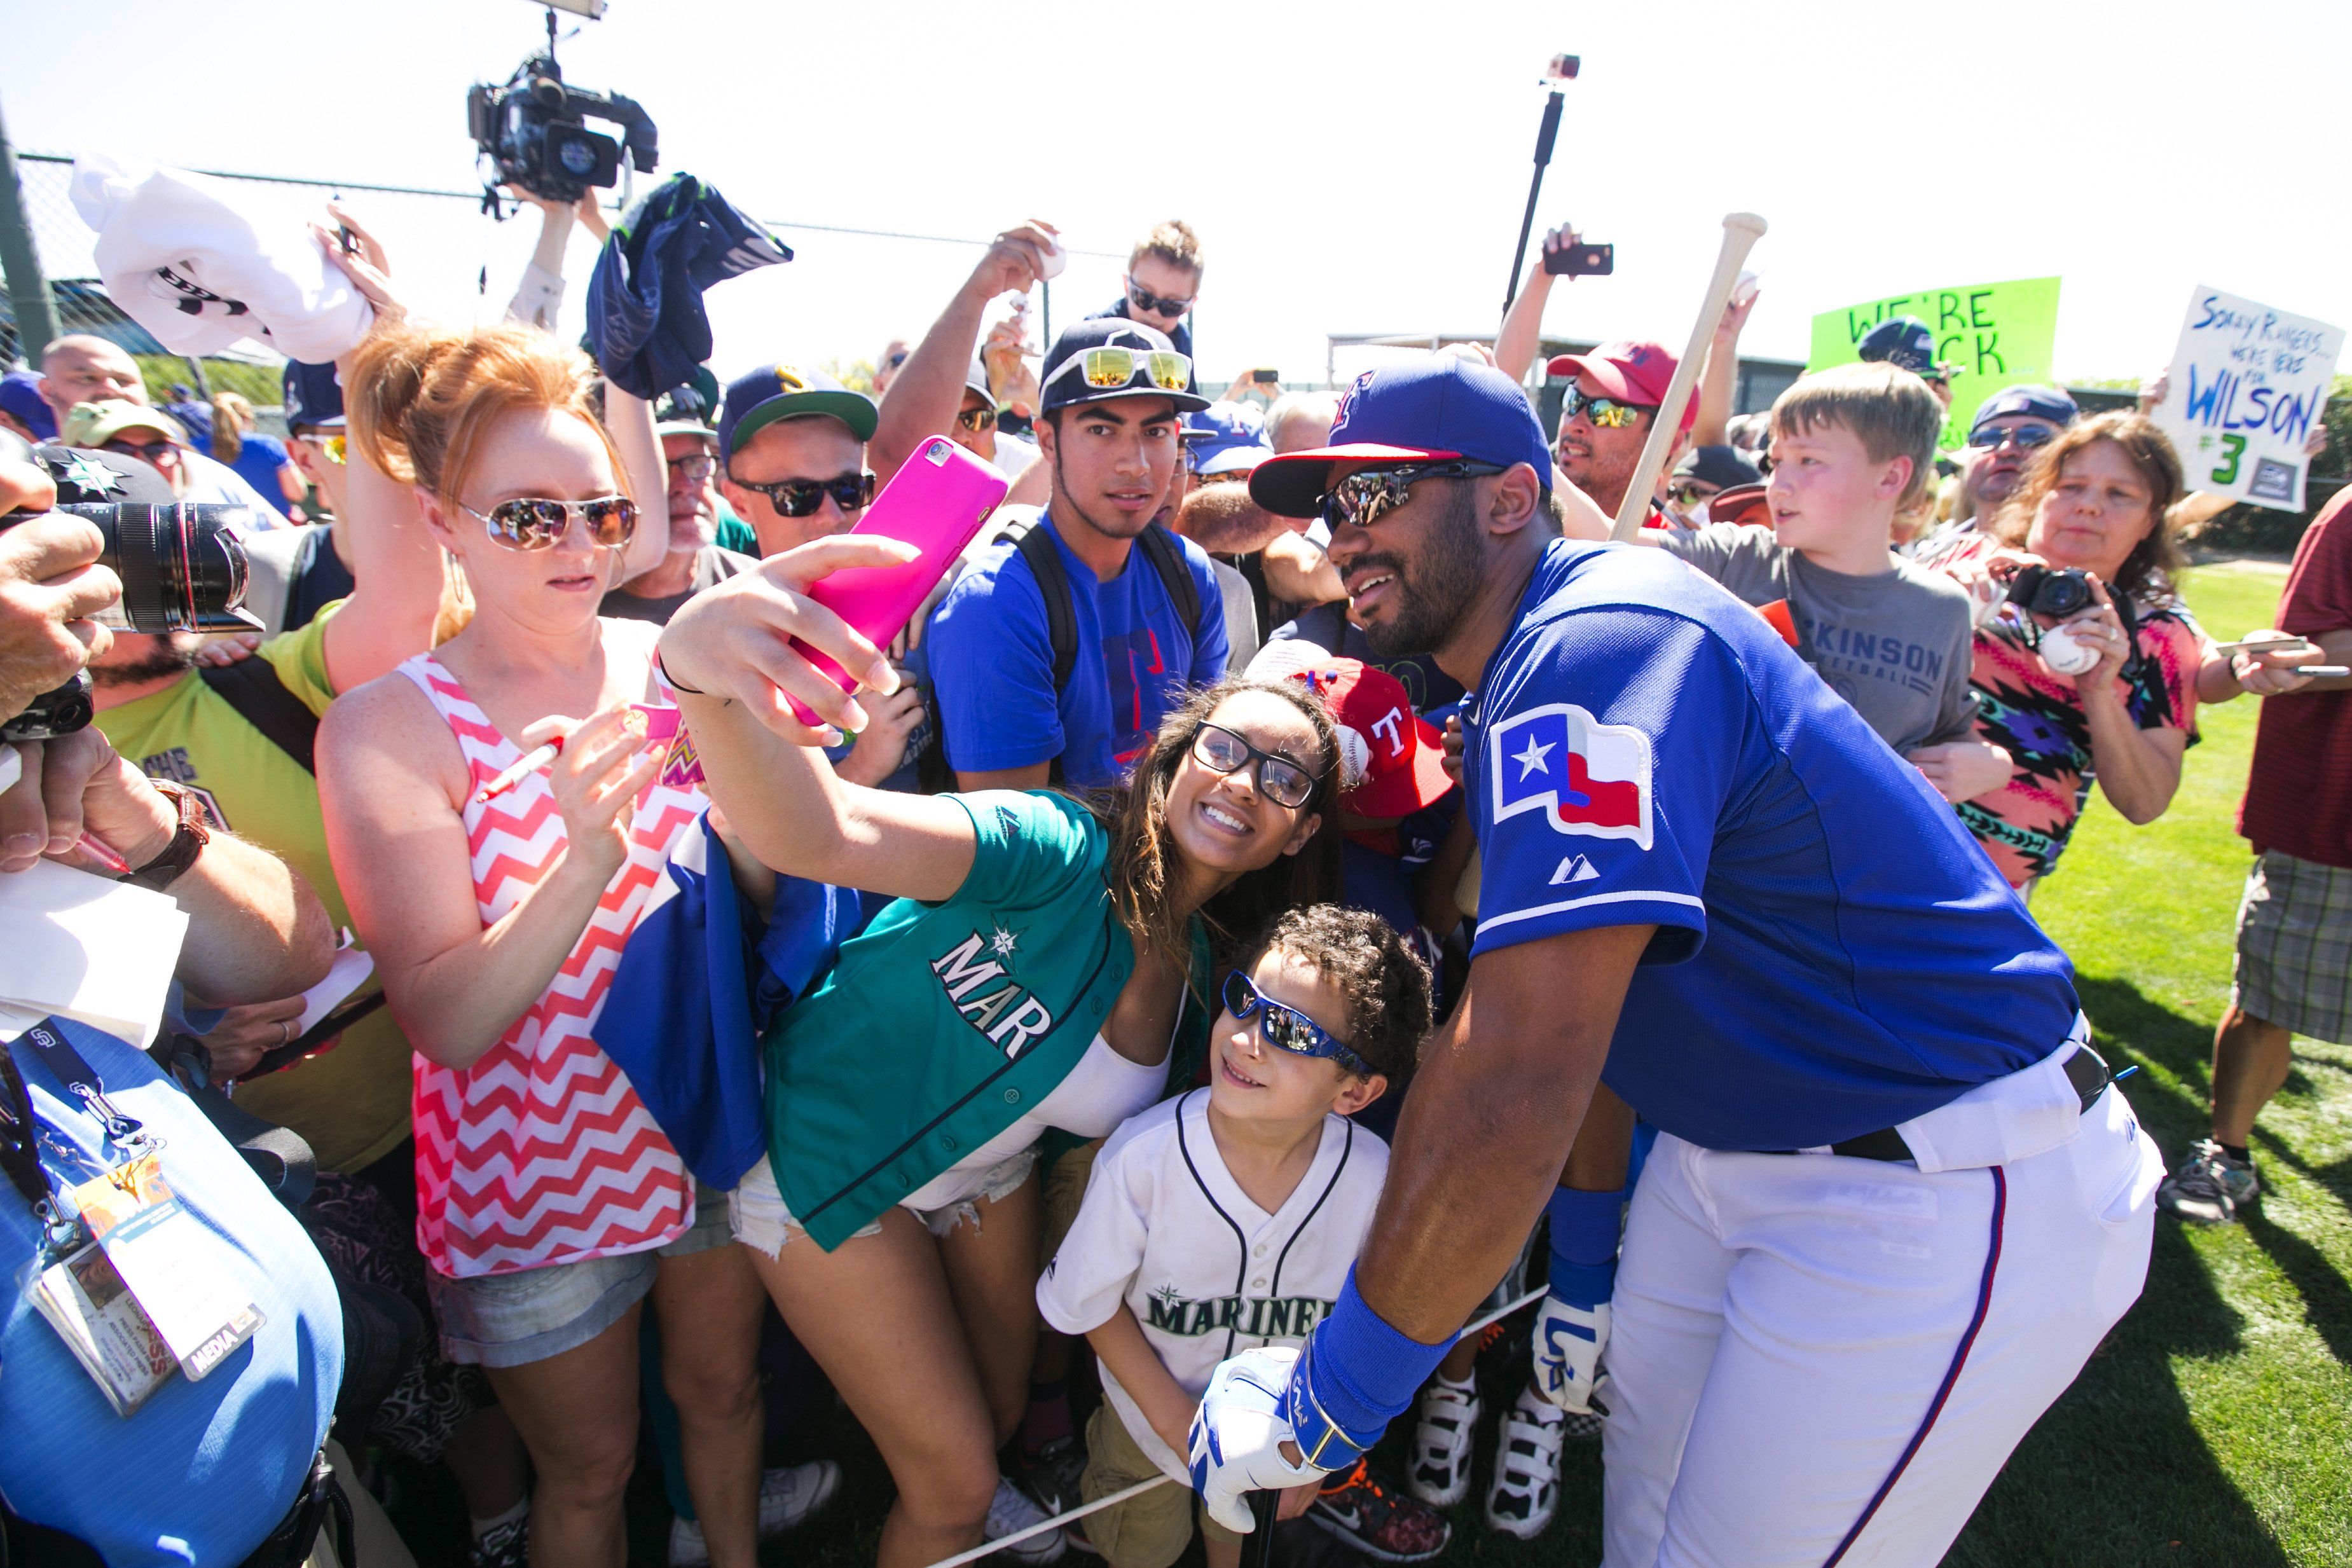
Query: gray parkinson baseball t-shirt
1661,522,1976,753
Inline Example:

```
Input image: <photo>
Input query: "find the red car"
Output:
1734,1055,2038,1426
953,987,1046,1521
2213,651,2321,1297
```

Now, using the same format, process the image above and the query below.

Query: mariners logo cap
1249,354,1553,519
718,362,879,463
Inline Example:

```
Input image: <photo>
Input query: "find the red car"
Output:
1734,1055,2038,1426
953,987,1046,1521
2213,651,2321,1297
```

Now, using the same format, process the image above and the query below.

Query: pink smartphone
787,436,1009,727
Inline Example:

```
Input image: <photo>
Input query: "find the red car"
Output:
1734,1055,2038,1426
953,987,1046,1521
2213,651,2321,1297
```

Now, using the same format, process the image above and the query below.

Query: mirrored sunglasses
1220,970,1372,1076
1558,385,1655,430
461,494,638,551
1317,462,1505,533
1049,346,1194,396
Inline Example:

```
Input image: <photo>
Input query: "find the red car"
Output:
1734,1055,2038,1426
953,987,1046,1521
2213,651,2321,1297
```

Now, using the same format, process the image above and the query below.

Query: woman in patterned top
320,322,808,1567
1931,412,2204,889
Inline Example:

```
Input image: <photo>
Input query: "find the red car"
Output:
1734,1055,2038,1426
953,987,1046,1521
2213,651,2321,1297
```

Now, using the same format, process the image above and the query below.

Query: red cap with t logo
1255,643,1455,818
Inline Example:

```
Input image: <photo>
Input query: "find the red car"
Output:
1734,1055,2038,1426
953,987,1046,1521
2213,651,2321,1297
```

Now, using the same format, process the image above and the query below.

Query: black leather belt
1780,1044,2111,1164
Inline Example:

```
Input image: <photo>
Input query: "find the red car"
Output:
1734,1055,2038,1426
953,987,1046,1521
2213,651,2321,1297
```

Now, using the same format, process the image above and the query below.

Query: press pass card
71,1154,262,1382
29,1238,177,1415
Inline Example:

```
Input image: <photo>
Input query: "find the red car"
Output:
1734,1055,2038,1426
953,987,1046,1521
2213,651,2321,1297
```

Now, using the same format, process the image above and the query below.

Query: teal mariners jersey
762,790,1209,1249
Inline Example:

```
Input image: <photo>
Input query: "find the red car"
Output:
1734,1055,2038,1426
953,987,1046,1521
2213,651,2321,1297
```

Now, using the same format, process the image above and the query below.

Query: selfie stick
1503,83,1568,316
1609,212,1768,542
914,1286,1551,1568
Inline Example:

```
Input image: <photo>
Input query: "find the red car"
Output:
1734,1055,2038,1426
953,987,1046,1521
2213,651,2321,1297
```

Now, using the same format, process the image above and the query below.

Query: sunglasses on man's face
106,437,178,465
461,495,639,551
1317,462,1505,533
1125,277,1195,317
1558,385,1656,430
729,469,877,519
1967,422,2060,452
666,452,718,482
1191,722,1324,810
311,432,347,465
1220,969,1372,1076
957,405,998,434
1669,479,1723,506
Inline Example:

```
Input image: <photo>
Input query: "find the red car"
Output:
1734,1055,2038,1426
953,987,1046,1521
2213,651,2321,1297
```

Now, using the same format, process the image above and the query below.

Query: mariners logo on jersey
1489,701,1654,850
1144,1283,1337,1339
931,924,1057,1059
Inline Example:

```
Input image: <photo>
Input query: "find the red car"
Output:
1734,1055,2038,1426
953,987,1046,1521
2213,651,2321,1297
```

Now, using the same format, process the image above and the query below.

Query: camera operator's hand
195,994,310,1082
192,631,263,668
0,728,174,874
574,193,612,244
312,203,404,324
0,457,121,726
2059,578,2135,694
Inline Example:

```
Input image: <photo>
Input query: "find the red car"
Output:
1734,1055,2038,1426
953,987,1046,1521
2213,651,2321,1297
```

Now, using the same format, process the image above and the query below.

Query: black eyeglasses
665,452,717,481
1317,462,1506,532
106,437,178,465
957,406,998,433
1220,970,1371,1076
728,469,877,519
1967,423,2060,452
460,495,639,551
1557,385,1656,430
1191,722,1324,809
1125,277,1195,317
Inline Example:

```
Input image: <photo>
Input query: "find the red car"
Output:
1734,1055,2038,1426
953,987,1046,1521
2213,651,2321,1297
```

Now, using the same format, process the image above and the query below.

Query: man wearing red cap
1541,340,1696,525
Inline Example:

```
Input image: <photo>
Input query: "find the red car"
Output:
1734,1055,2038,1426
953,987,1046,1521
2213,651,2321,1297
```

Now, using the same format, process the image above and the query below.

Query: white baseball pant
1599,1081,2159,1567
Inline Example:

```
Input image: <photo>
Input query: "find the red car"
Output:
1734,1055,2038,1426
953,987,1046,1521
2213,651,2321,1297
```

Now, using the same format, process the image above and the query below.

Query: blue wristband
1286,1268,1451,1468
1546,1186,1624,1310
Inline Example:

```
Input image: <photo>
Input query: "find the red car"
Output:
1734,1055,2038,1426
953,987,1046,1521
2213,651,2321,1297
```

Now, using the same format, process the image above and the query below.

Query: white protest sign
2153,285,2343,513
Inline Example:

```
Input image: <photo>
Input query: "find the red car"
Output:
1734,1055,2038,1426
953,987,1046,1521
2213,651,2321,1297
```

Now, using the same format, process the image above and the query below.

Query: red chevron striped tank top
398,636,702,1277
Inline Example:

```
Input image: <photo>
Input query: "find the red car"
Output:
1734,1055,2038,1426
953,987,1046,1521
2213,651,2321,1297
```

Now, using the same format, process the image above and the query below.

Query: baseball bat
1607,212,1768,542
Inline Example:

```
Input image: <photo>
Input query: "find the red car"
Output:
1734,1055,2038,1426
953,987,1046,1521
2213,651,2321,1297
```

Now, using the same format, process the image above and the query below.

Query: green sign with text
1808,276,2062,449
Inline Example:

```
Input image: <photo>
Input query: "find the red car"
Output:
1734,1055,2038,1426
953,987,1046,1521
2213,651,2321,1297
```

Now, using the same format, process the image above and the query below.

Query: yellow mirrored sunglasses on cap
1050,345,1193,394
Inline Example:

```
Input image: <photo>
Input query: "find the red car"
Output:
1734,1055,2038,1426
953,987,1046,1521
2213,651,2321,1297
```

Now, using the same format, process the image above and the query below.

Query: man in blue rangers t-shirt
1190,354,2162,1566
928,319,1226,791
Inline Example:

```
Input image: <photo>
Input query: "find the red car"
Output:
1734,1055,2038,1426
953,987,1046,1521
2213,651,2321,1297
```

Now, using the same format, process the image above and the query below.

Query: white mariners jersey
1036,1089,1388,1482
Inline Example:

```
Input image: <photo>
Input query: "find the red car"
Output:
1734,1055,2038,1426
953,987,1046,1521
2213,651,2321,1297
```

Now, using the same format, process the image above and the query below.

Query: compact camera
2005,564,2096,620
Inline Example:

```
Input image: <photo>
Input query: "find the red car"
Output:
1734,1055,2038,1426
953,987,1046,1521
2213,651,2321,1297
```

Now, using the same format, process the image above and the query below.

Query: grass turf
390,559,2344,1566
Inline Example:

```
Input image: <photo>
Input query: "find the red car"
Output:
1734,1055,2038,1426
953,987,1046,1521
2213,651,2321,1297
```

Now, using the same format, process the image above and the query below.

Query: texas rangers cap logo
1489,702,1653,850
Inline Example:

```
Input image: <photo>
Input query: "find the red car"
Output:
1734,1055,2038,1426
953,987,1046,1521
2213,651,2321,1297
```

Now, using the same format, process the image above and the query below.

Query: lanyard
0,1049,45,1211
17,1019,148,1153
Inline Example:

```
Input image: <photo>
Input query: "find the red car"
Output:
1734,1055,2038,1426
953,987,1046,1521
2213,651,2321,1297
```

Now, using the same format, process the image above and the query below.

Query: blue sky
6,0,2347,390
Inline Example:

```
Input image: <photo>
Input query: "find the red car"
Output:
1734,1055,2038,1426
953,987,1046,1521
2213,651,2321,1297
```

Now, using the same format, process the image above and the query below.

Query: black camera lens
58,502,254,635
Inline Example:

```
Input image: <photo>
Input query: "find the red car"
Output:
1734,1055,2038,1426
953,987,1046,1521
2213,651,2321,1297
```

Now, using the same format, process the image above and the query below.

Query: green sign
1807,277,2063,449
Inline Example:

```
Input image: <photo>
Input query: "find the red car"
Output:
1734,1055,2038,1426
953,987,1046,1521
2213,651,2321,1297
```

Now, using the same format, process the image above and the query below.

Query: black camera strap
0,1049,49,1211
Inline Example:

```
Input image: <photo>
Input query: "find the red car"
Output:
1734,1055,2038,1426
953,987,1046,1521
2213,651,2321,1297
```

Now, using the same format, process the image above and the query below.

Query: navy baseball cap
282,359,343,433
718,362,879,463
1039,319,1210,416
1857,316,1950,379
0,371,57,441
1969,384,2078,436
1674,444,1763,491
1249,355,1553,519
1186,401,1274,477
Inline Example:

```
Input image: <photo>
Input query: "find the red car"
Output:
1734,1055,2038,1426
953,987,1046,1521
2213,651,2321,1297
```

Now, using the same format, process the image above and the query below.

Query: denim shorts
729,1151,1038,1258
425,1182,733,1368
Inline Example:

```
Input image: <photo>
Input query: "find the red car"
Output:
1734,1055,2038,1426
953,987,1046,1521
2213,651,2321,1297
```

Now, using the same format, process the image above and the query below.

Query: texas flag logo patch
1489,703,1654,851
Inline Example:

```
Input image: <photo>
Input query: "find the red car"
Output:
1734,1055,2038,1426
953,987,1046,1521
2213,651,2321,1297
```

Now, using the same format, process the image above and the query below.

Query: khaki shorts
1079,1401,1239,1568
1041,1138,1104,1270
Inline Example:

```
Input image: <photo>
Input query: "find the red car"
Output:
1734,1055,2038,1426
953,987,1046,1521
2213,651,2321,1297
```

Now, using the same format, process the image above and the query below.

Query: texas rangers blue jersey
1464,540,2079,1151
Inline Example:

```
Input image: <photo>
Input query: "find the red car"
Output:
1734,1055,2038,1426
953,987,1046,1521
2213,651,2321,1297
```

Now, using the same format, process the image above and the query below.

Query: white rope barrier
921,1286,1551,1568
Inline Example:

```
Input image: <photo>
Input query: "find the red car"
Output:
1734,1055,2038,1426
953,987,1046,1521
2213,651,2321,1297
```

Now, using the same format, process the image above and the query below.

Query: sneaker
667,1462,843,1565
1406,1377,1480,1505
469,1515,527,1568
1309,1459,1451,1562
1014,1433,1089,1519
1484,1387,1565,1541
2156,1138,2259,1225
986,1474,1068,1564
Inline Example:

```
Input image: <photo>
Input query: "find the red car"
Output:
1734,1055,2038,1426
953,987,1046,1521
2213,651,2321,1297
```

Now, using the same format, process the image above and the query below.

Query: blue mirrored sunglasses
1220,970,1372,1076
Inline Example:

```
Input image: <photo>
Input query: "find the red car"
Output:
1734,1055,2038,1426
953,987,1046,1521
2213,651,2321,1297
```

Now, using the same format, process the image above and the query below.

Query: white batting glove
1532,1295,1611,1415
1187,1346,1333,1533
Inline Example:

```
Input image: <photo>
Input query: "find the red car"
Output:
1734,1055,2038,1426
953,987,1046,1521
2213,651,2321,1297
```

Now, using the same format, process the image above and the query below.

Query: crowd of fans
0,177,2344,1568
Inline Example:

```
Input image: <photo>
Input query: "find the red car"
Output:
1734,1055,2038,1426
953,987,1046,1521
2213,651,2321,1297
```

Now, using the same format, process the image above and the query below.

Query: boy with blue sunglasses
1038,905,1439,1567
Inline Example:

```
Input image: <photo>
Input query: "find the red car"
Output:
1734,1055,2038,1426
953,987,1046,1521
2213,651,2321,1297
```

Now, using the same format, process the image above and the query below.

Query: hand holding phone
1543,240,1614,278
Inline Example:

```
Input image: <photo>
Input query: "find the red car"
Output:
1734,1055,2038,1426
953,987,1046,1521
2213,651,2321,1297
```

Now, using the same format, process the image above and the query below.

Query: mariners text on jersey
1143,1288,1337,1340
932,925,1057,1059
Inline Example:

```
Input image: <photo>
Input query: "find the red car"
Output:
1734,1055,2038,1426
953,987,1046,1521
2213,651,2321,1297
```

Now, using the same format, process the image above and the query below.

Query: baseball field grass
388,559,2346,1566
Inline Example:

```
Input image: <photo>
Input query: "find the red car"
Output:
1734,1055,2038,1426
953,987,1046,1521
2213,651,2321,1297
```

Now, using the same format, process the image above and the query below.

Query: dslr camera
2004,563,2095,619
0,432,256,740
467,46,657,206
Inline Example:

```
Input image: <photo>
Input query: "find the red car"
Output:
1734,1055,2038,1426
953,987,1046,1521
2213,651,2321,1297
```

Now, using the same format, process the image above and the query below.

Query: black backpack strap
1008,518,1080,692
1136,523,1202,639
200,656,320,775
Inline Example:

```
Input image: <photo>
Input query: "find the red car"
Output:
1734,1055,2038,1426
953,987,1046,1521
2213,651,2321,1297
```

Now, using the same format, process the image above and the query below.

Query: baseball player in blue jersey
1187,354,2162,1566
